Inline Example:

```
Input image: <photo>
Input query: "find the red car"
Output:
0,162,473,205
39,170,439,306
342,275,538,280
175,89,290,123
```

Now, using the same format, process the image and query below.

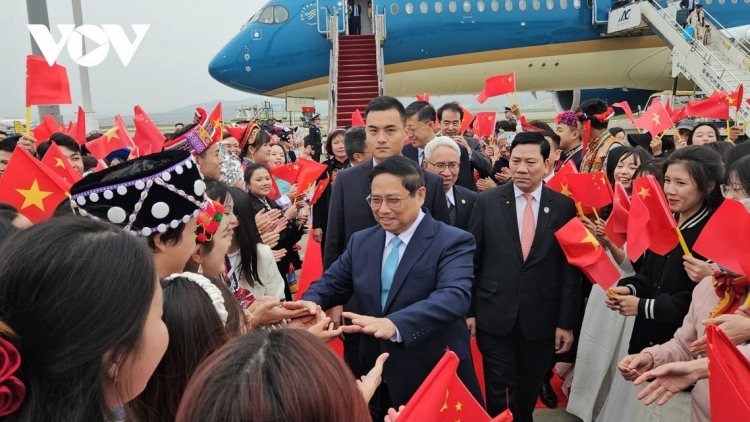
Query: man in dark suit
324,96,450,378
468,131,580,422
303,156,482,419
348,0,362,35
436,102,492,190
423,136,477,231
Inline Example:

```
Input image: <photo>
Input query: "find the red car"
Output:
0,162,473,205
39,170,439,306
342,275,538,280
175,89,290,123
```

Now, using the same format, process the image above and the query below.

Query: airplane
208,0,750,111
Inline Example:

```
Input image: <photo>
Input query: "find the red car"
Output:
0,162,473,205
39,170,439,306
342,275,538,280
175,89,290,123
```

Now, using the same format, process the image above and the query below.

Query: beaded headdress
69,150,207,237
163,107,217,156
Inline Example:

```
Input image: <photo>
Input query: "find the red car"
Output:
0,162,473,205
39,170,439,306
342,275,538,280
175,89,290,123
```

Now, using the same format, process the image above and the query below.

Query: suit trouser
477,320,555,422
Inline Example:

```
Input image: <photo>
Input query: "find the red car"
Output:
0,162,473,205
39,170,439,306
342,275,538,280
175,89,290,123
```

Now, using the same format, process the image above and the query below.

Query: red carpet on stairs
335,35,379,127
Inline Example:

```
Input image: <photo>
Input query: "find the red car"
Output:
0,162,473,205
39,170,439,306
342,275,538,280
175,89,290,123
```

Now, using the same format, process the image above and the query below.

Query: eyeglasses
406,121,430,133
426,161,460,172
720,183,748,198
366,190,417,209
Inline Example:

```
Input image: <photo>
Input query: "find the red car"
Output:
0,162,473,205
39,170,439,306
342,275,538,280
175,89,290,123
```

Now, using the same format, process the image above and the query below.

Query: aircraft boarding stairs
607,0,750,129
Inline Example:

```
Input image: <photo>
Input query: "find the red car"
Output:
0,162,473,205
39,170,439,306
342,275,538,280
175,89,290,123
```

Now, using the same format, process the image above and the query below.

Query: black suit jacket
323,159,450,270
468,183,581,340
451,185,477,232
403,139,491,192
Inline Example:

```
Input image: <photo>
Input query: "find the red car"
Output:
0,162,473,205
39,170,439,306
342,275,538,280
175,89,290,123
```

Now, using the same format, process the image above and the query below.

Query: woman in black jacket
312,128,349,257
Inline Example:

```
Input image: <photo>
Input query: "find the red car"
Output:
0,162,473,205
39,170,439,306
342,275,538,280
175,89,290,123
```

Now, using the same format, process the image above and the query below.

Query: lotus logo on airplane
300,2,318,25
28,24,149,67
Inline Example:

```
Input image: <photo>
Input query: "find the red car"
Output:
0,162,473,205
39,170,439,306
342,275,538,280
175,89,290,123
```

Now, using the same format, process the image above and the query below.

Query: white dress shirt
513,183,543,236
446,186,455,207
543,171,555,184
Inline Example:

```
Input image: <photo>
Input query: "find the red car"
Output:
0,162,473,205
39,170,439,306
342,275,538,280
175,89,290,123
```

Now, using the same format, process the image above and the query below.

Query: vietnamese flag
626,175,679,261
67,106,87,145
0,147,71,223
476,72,516,104
612,101,636,124
555,217,621,289
693,199,750,275
706,325,750,422
25,55,72,106
133,105,165,152
310,177,330,205
459,107,474,134
209,102,223,142
686,91,731,120
604,182,631,248
86,121,135,159
351,109,365,127
634,98,673,135
416,93,430,102
546,160,579,194
297,160,328,196
40,142,82,184
396,350,498,422
565,172,613,210
473,112,496,139
271,162,303,184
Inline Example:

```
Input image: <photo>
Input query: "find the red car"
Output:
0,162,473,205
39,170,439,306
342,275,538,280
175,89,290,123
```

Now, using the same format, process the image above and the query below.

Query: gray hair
424,136,461,161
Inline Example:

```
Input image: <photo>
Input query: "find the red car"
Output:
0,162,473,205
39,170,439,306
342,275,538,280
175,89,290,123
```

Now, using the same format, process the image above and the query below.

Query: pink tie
521,193,535,261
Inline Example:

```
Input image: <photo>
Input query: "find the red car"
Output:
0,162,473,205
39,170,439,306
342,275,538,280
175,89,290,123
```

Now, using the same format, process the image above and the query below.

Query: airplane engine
551,89,657,114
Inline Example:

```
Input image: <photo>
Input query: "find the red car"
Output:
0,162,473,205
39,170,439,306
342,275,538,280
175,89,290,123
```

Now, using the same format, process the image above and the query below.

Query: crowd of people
0,94,749,422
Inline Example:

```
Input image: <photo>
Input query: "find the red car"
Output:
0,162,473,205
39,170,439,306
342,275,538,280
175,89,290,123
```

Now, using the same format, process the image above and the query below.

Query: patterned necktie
449,202,456,226
521,193,535,261
381,237,403,310
419,150,425,167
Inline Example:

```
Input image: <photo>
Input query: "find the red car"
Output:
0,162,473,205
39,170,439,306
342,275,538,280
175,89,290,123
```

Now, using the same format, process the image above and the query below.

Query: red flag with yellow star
728,85,744,112
209,102,223,142
546,160,579,194
459,107,474,135
0,147,71,223
634,98,673,136
473,112,496,139
396,350,493,422
565,171,613,210
310,177,330,205
476,72,516,104
25,55,72,106
626,175,679,261
604,182,630,248
686,91,731,120
40,141,82,184
296,160,328,197
555,217,621,290
706,325,750,422
612,101,635,124
87,119,135,159
270,162,303,184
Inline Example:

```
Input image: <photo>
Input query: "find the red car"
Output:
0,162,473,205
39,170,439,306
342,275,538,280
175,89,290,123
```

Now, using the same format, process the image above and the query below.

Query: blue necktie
381,237,402,310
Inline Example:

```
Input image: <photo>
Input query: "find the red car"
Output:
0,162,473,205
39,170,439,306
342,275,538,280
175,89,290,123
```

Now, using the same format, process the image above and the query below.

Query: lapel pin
506,200,510,205
544,207,550,214
461,199,466,204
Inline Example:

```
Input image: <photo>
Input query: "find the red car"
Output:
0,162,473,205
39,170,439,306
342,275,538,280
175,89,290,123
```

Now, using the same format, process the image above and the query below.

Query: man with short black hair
469,131,580,422
38,133,85,174
0,131,7,140
304,155,482,419
174,123,184,131
0,136,19,178
344,126,371,165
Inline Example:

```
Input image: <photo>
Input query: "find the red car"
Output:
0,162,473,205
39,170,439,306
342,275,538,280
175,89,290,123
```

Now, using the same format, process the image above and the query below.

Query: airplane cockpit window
477,0,486,11
420,2,429,13
405,2,414,13
435,1,443,12
391,3,399,14
241,10,260,29
449,1,457,12
273,6,289,22
505,0,512,10
258,7,274,23
463,1,472,11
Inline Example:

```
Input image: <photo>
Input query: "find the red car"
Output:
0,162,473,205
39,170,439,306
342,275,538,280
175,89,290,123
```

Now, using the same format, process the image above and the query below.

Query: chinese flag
634,98,673,135
209,102,223,142
271,162,303,184
473,112,496,139
25,55,72,106
670,106,688,123
565,172,613,210
626,175,679,261
397,350,495,422
133,105,165,152
693,199,750,275
87,121,135,159
0,147,71,223
612,101,635,123
476,72,516,104
460,107,474,134
67,106,87,145
546,160,579,194
297,162,328,196
706,325,750,422
555,217,621,290
604,182,631,248
352,109,365,127
310,177,330,205
727,84,744,111
416,93,430,102
40,142,82,184
686,91,731,120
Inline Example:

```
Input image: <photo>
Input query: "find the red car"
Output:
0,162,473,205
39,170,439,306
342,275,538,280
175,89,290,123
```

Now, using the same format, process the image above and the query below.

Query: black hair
664,145,725,211
0,130,7,136
687,123,721,145
369,155,425,192
326,129,347,158
705,141,735,165
437,102,463,122
0,218,16,245
0,216,157,422
726,155,750,197
364,96,406,125
541,130,560,149
0,135,19,153
228,187,263,287
86,132,103,143
509,131,551,160
724,141,750,172
344,127,367,161
82,155,98,172
175,123,185,128
0,203,19,224
529,120,553,131
269,143,289,165
634,158,667,186
497,120,514,133
405,101,437,123
604,146,651,189
242,128,270,159
222,133,234,140
609,127,625,138
38,132,81,159
244,162,271,187
577,99,610,130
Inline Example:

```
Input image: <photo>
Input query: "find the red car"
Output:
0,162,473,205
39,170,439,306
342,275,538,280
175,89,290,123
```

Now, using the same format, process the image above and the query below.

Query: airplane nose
208,33,266,95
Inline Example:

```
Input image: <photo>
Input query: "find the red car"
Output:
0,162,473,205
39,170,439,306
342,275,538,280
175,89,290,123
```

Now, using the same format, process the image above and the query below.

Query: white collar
384,210,426,248
446,186,455,206
543,171,555,183
513,183,543,202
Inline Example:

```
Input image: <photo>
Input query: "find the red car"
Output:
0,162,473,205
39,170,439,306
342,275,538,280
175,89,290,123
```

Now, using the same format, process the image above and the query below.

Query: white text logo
28,24,150,67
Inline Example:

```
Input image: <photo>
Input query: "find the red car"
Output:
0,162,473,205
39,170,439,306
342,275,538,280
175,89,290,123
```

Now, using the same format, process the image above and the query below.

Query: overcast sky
0,0,264,119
